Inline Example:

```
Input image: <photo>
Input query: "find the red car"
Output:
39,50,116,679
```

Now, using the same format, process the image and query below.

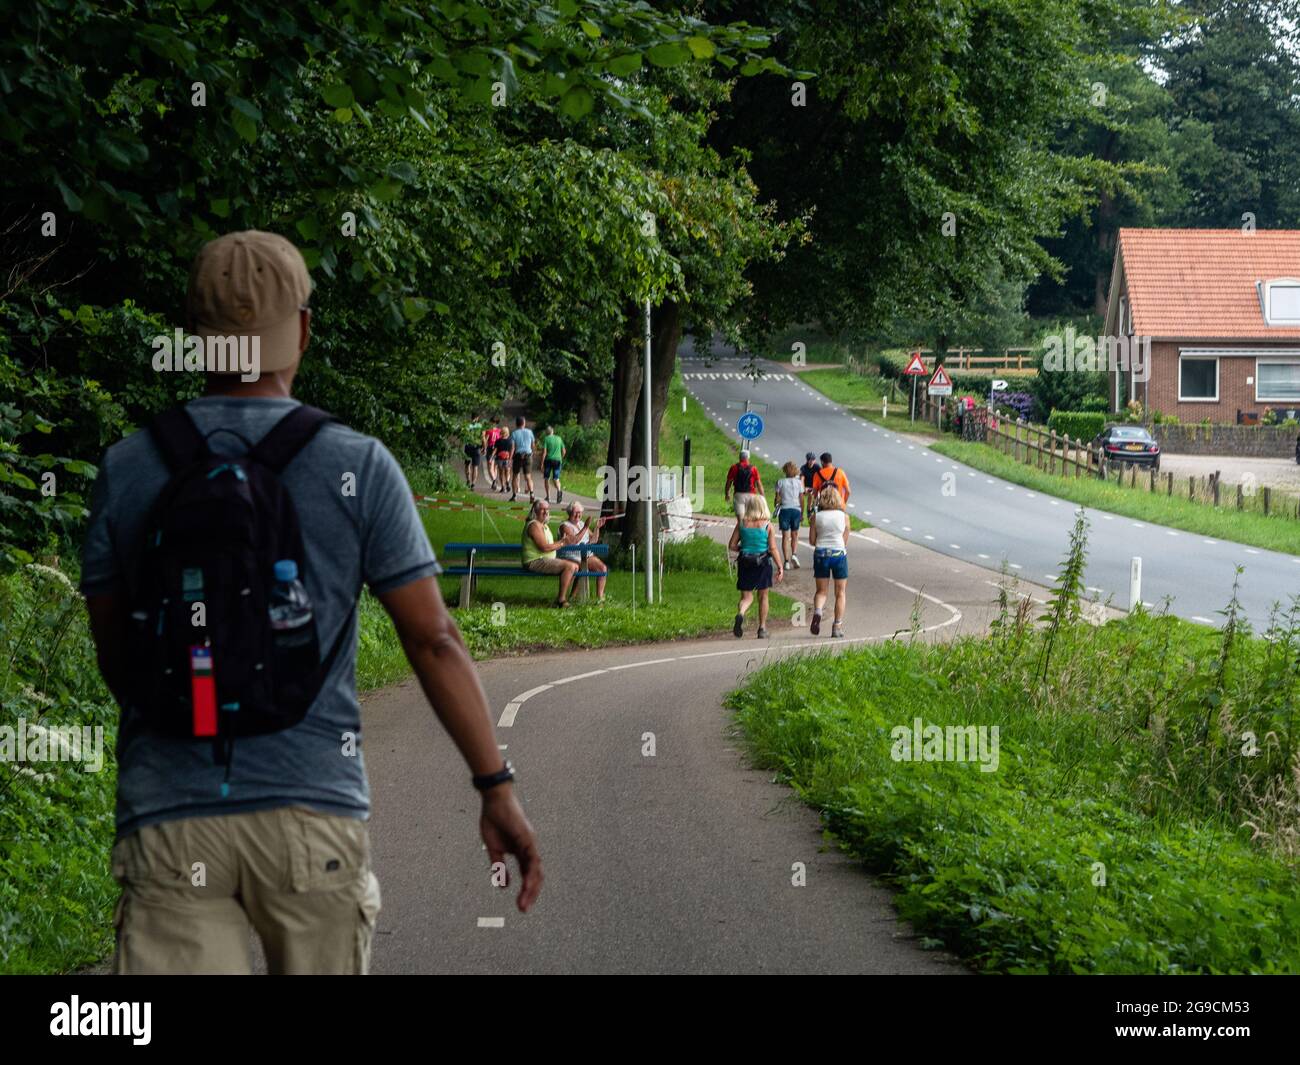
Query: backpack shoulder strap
249,405,335,474
149,406,211,473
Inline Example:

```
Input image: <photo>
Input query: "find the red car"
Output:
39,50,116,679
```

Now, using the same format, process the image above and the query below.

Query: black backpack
122,404,352,763
734,463,757,494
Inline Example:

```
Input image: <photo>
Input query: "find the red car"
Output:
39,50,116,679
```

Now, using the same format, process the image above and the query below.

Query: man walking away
541,425,566,504
811,451,850,508
724,450,763,520
81,230,542,974
799,451,820,520
509,416,536,502
463,422,483,489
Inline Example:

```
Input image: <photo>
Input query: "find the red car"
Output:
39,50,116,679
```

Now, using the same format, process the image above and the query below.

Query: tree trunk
604,305,644,533
576,381,601,426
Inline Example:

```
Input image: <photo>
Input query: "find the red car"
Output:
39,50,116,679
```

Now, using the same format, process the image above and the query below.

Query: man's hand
480,787,544,912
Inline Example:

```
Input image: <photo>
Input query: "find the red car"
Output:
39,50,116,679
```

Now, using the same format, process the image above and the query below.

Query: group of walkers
724,449,852,639
463,415,567,504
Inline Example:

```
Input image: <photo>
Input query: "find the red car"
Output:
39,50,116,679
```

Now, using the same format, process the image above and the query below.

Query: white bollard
1129,556,1142,611
882,396,888,418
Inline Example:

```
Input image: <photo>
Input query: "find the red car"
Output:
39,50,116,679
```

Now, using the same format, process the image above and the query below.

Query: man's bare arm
85,592,127,704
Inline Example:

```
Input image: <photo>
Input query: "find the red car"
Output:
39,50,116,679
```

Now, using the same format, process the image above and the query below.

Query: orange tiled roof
1117,228,1300,339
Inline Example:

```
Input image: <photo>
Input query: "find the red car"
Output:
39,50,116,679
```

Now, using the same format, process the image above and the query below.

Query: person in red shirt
724,450,764,519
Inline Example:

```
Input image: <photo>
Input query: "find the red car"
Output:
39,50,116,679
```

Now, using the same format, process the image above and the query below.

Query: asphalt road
683,355,1300,629
361,504,1039,974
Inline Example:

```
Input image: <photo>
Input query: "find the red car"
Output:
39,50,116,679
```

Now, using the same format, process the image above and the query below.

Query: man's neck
204,372,294,399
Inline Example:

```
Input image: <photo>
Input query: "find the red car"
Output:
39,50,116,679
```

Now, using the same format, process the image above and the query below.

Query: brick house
1103,228,1300,422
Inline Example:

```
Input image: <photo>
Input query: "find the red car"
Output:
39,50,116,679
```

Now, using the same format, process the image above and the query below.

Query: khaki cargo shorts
110,806,381,975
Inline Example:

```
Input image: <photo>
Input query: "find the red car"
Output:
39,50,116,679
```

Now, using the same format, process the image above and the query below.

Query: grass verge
798,367,944,436
931,438,1300,557
727,582,1300,973
417,489,793,658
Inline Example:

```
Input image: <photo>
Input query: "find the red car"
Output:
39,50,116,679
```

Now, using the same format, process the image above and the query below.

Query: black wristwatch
472,760,515,792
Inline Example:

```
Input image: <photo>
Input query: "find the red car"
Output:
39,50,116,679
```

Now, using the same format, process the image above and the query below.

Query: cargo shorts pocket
286,807,370,894
112,822,191,888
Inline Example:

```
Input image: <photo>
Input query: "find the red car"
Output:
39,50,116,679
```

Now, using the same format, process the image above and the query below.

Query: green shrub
1047,410,1106,441
0,564,118,974
661,534,729,573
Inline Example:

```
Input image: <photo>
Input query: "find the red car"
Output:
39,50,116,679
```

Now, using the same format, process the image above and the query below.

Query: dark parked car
1093,424,1161,470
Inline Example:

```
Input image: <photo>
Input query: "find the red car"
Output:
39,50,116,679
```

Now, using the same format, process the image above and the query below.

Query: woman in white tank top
809,485,849,637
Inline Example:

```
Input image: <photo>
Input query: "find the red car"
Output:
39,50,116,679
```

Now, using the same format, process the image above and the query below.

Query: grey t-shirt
80,396,441,837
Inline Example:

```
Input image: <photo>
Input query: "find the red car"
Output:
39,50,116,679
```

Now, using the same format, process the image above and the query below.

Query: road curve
682,354,1300,629
362,523,1024,974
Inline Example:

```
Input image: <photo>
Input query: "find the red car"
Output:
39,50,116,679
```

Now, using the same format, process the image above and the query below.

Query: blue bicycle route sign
737,412,764,439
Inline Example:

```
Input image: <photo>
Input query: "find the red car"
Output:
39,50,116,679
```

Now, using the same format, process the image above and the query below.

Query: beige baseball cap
186,230,312,374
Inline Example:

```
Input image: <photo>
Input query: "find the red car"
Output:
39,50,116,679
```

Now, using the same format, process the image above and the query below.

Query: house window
1257,360,1300,401
1264,280,1300,324
1178,356,1218,401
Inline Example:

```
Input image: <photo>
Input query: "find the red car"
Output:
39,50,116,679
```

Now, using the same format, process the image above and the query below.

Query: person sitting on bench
521,499,582,608
559,500,608,603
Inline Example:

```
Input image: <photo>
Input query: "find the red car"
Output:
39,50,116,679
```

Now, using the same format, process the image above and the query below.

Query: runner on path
728,493,784,639
462,422,483,489
809,484,849,638
482,417,504,491
493,428,514,494
811,451,850,511
509,416,536,502
724,450,763,520
799,451,821,521
541,426,566,504
774,461,804,570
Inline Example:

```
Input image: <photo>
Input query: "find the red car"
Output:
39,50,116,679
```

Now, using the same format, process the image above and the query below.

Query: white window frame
1177,354,1219,402
1255,356,1300,403
1262,279,1300,325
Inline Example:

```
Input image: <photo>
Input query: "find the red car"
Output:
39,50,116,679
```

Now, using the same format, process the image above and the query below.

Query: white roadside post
643,296,654,606
1129,556,1142,611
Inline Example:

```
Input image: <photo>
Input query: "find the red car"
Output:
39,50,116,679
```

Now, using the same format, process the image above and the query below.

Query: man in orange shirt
810,451,850,510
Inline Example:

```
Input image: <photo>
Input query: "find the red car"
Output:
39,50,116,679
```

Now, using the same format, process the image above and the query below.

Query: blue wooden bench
441,541,609,606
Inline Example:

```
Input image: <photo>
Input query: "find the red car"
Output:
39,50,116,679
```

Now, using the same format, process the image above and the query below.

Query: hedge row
1046,410,1107,441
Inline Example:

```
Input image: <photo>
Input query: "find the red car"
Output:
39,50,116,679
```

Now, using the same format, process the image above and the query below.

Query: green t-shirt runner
542,433,564,463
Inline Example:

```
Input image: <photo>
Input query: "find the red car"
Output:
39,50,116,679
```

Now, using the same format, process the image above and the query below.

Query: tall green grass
728,515,1300,973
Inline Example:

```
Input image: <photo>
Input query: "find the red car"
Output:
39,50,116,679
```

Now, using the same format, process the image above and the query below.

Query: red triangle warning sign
902,351,928,376
929,365,952,389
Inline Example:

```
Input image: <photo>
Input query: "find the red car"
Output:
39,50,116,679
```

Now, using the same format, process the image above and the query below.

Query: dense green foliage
0,0,790,569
